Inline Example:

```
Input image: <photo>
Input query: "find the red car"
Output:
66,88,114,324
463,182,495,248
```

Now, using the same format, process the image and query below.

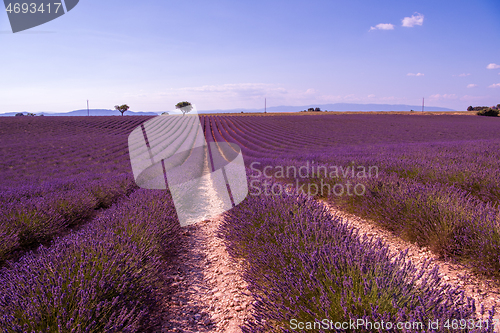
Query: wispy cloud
489,83,500,88
487,63,500,69
369,23,394,31
467,84,477,88
152,83,412,110
460,95,491,102
407,73,424,76
429,94,457,100
402,13,424,27
453,73,470,77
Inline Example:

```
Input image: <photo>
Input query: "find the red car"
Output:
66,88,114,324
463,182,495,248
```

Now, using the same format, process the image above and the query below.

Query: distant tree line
467,104,500,111
468,104,500,117
301,107,325,112
15,112,36,116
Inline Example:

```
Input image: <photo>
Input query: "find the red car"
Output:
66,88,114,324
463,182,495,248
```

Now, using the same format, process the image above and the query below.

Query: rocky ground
161,217,254,333
159,202,500,332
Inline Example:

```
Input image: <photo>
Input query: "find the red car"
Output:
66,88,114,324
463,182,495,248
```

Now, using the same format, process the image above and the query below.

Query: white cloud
486,63,500,69
379,96,396,101
402,13,424,27
369,23,395,31
489,83,500,88
367,94,376,98
343,94,357,101
467,84,477,88
407,73,424,76
458,73,470,77
429,94,457,100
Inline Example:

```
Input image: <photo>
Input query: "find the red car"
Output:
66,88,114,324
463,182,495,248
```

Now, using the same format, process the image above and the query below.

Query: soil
161,217,254,333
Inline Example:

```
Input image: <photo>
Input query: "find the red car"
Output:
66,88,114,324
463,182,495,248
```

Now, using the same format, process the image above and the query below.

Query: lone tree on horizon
175,101,193,116
115,104,130,116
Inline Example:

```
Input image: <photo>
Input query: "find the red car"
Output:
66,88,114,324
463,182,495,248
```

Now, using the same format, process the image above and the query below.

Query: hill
0,109,160,116
199,103,455,113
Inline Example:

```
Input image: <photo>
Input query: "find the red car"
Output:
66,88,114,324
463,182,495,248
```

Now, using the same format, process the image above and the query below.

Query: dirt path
323,201,500,327
161,216,254,333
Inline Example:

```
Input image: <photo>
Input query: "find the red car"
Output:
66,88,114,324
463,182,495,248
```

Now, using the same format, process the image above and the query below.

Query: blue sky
1,0,499,113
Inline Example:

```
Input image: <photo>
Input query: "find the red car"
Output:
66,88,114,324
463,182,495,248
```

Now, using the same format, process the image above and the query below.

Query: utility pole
87,100,89,116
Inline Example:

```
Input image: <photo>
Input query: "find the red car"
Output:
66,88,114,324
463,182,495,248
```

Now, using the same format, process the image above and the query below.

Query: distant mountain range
200,103,456,113
0,103,456,116
0,109,160,116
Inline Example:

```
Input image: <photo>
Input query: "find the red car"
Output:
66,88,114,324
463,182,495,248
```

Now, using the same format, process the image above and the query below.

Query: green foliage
470,105,498,112
15,113,24,117
114,104,130,116
477,108,499,117
175,101,193,115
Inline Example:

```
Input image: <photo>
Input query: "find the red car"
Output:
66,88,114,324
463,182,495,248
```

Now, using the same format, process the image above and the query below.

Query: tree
497,104,500,110
315,107,321,112
467,106,473,111
307,108,315,112
114,104,130,116
477,108,499,117
175,101,193,116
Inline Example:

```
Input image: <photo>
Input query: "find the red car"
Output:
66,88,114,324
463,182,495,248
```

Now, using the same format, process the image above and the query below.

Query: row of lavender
0,189,180,332
0,116,151,189
296,140,500,277
0,117,154,265
248,141,500,278
202,114,500,159
220,191,494,332
0,173,137,266
203,115,500,278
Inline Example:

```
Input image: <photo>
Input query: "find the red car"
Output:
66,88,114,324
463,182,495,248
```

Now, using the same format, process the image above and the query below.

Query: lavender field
1,114,500,332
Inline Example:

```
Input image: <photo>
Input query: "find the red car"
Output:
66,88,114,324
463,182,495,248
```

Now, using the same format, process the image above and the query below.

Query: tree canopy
114,104,130,116
175,101,193,116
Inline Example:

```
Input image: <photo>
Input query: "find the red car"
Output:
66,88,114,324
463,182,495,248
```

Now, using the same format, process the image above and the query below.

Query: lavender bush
205,115,500,278
0,173,137,265
0,189,180,332
332,172,500,277
221,192,493,332
0,117,151,266
2,114,500,332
